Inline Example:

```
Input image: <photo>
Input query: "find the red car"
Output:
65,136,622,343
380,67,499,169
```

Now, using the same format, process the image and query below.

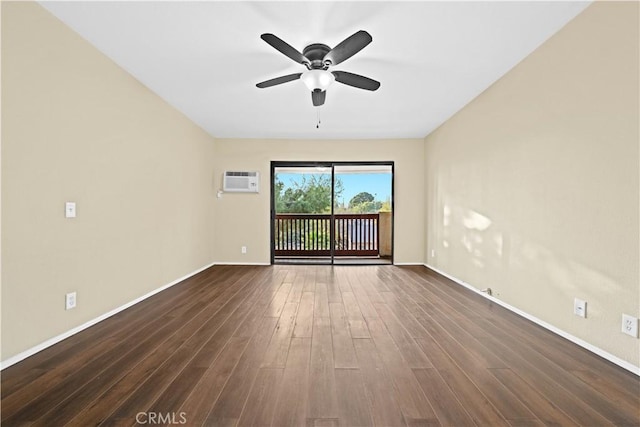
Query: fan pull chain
316,110,321,129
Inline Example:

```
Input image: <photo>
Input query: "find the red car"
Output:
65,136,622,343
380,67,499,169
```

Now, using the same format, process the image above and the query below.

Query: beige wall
424,2,639,366
1,3,216,360
213,138,425,265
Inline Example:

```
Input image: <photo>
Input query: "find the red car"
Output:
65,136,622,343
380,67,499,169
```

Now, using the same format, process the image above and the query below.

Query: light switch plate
65,202,76,218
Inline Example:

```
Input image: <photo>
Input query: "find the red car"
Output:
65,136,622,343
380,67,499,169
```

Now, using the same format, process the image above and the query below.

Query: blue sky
276,172,392,205
335,173,392,205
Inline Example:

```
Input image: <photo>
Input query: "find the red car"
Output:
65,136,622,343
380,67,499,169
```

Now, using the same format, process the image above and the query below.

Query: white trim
213,262,271,266
1,262,216,370
424,264,640,376
393,262,424,266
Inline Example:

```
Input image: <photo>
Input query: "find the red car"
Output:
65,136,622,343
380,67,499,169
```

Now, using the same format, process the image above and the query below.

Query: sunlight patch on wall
463,210,492,231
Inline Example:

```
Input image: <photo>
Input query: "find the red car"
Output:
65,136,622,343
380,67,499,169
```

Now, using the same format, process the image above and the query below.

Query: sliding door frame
270,160,394,265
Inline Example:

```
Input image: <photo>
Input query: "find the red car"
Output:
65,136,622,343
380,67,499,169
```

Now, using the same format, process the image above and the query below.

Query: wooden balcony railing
274,213,379,257
334,214,379,256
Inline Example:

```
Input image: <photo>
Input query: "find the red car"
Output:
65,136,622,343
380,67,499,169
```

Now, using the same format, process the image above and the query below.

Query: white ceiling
40,1,590,140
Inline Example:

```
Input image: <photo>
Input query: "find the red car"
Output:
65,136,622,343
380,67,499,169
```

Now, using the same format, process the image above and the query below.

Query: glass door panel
273,165,333,264
333,164,393,265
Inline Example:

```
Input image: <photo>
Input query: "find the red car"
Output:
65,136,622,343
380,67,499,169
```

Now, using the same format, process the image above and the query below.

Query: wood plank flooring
2,265,639,426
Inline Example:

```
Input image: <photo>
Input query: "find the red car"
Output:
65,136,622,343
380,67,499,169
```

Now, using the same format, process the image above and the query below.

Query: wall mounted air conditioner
223,171,259,193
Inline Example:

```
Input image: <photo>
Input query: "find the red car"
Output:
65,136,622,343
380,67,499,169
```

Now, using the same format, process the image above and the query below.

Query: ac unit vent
223,171,259,193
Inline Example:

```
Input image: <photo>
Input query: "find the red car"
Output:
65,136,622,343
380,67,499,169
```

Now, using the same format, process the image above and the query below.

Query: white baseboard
393,262,424,266
424,264,640,376
213,262,271,266
1,262,216,370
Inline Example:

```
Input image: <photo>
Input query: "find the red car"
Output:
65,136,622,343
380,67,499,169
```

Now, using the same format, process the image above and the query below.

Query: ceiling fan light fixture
301,70,335,91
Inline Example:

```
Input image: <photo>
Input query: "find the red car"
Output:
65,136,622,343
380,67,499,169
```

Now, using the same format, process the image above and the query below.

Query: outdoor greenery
344,191,391,214
275,175,343,214
275,175,391,214
349,192,374,207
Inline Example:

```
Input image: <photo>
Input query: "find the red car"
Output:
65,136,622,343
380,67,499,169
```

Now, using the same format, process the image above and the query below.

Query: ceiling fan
256,30,380,107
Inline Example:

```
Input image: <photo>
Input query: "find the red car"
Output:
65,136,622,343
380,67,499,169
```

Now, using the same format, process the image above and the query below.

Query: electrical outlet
622,314,638,338
241,246,247,254
65,202,76,218
573,298,586,318
65,292,77,310
431,249,435,258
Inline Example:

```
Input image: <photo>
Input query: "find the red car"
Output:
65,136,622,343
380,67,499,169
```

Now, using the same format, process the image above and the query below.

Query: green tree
274,178,285,212
380,197,392,212
275,174,343,213
351,200,383,213
344,191,390,213
348,192,374,208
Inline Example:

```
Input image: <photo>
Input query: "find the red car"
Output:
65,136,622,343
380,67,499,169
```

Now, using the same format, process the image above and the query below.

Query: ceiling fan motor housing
303,43,331,69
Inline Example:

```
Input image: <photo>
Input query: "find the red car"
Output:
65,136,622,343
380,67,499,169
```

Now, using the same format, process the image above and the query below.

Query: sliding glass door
271,161,393,265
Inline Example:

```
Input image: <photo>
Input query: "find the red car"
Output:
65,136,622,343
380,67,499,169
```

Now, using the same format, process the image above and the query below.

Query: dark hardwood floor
2,265,639,426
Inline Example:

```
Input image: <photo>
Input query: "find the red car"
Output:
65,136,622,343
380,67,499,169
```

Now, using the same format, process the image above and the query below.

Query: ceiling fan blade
323,30,372,66
312,89,326,106
256,73,302,88
261,33,309,65
332,71,380,91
